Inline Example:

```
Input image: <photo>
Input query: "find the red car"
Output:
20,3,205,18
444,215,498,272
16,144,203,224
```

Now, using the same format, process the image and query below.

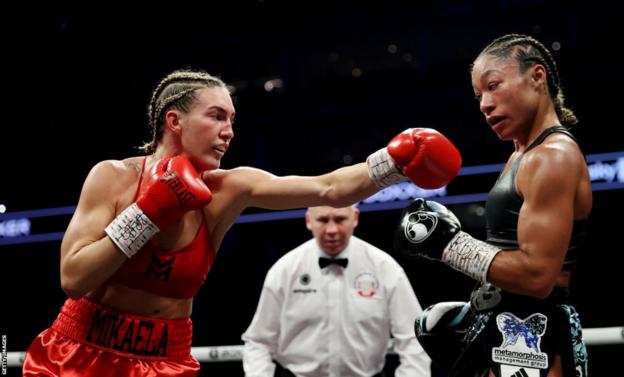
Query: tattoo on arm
125,162,141,174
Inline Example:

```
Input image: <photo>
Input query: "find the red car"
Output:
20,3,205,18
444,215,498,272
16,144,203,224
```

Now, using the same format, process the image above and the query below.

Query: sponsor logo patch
492,312,549,369
500,364,539,377
354,272,379,298
300,273,311,285
404,211,438,243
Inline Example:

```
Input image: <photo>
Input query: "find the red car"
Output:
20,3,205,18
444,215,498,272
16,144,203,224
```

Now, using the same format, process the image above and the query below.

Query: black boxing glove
394,198,501,282
415,301,472,369
394,198,461,260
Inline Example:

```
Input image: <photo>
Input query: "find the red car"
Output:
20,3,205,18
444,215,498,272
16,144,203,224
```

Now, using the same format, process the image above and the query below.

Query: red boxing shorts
23,297,200,377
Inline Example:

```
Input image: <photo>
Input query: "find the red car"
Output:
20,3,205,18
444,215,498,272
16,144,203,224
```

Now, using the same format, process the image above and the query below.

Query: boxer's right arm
61,160,135,298
394,198,501,283
61,157,212,298
105,156,212,258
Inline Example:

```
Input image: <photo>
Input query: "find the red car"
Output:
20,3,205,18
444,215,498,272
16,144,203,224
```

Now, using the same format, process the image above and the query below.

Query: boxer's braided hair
475,34,577,126
140,69,227,154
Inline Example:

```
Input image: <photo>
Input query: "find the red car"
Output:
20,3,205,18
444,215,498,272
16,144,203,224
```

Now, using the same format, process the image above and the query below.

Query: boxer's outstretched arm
236,162,377,210
230,128,461,210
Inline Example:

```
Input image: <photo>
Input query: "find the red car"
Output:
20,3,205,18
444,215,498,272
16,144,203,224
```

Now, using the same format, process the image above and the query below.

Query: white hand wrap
105,203,160,258
366,147,407,188
442,231,500,283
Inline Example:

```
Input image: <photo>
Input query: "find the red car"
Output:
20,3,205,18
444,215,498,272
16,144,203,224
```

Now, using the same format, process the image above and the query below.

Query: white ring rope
4,326,623,367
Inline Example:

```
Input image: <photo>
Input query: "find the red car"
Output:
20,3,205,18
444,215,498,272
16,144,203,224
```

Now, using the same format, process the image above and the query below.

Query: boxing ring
2,151,623,371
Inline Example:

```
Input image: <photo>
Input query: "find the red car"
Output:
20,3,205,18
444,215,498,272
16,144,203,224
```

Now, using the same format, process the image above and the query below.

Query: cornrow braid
477,34,577,126
149,88,197,131
140,69,227,154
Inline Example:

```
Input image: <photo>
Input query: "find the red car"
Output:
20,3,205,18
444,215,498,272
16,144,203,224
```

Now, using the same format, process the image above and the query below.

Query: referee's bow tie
319,257,348,268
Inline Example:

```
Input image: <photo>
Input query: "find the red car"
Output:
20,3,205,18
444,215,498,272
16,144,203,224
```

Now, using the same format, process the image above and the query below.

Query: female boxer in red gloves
23,69,461,376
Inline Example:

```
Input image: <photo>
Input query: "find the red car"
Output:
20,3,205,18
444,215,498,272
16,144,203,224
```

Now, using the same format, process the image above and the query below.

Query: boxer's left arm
235,163,379,210
394,143,585,298
218,128,461,211
487,143,583,298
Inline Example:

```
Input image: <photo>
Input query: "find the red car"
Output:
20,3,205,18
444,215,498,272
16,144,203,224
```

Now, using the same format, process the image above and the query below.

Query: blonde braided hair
140,69,227,154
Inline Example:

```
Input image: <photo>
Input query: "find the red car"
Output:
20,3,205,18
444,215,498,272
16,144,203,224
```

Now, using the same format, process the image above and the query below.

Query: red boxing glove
106,156,212,258
137,156,213,230
387,128,462,189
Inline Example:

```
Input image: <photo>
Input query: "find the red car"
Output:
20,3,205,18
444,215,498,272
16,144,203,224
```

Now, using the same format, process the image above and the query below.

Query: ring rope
4,326,623,367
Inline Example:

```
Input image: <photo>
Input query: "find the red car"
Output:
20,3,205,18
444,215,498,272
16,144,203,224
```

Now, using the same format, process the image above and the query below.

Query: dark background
1,1,622,376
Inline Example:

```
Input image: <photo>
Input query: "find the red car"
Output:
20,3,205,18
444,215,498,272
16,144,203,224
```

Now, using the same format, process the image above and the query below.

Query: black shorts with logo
450,285,588,377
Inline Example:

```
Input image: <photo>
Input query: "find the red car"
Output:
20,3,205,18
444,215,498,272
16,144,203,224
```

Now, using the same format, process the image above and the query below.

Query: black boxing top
484,126,587,271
